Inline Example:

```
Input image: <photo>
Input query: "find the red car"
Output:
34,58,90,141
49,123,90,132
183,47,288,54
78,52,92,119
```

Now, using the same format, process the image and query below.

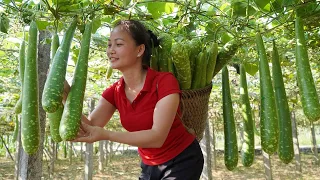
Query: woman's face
107,25,143,70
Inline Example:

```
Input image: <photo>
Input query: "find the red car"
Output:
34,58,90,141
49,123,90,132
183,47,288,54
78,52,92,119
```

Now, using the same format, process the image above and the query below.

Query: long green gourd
272,40,294,164
295,16,320,122
48,33,63,143
171,42,191,90
222,66,238,171
239,64,255,167
42,19,77,113
14,38,26,114
21,21,40,154
59,22,92,140
256,32,278,154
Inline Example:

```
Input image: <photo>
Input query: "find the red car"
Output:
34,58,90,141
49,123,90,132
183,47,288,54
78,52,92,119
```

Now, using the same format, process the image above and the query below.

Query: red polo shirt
102,67,195,165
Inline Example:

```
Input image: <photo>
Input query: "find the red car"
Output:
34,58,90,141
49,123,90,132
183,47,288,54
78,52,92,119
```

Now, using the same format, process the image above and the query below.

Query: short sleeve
101,83,116,107
157,73,181,100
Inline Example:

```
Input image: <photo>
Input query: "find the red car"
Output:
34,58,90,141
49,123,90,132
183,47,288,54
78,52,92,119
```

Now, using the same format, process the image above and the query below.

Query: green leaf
0,14,9,34
100,16,112,23
123,0,131,7
164,3,175,14
147,3,163,19
231,2,247,17
3,0,10,4
0,51,5,57
206,6,216,16
146,2,174,19
47,0,53,7
271,0,284,13
80,0,90,7
71,46,80,64
54,0,76,6
103,5,120,15
282,0,299,6
92,18,101,34
244,62,259,76
35,20,50,30
221,32,232,44
59,3,80,12
92,34,108,48
220,3,230,11
205,21,218,34
296,1,318,18
253,0,271,12
247,5,256,16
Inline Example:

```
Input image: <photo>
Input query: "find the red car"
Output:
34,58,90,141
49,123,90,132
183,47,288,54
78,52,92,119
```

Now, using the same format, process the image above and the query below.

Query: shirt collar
119,66,157,93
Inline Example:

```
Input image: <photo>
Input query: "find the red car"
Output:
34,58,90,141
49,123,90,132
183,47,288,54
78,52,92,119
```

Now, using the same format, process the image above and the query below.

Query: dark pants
139,139,204,180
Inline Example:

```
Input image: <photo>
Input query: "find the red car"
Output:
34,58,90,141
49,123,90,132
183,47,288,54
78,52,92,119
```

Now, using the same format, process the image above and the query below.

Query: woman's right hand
72,122,108,143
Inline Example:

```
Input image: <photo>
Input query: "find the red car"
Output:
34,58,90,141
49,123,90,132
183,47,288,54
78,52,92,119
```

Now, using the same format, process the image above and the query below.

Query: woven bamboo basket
180,83,212,141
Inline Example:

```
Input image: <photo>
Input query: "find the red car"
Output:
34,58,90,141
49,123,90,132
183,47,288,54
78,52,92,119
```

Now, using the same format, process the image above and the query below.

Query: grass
1,152,319,180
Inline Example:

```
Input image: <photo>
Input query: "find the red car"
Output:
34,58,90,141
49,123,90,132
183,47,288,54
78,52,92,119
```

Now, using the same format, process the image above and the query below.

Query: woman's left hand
72,122,107,143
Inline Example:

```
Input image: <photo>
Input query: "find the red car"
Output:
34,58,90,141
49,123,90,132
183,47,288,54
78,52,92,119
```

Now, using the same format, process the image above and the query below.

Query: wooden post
200,120,212,180
291,109,302,173
81,142,84,161
69,142,73,164
56,143,59,160
63,141,67,158
85,142,94,180
99,140,105,172
310,121,319,164
14,115,21,180
17,30,50,180
105,140,109,166
210,120,216,170
5,135,11,159
109,141,114,162
50,140,56,177
1,135,13,161
262,151,273,180
84,99,95,180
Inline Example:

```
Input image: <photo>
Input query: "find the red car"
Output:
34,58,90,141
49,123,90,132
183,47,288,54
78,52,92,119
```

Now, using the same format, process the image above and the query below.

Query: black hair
113,20,160,66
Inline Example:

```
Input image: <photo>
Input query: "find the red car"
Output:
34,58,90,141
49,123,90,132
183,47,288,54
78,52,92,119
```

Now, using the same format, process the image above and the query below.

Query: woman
70,20,204,179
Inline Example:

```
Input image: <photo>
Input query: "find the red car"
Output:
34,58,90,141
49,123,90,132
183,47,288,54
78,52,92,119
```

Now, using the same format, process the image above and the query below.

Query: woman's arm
107,93,179,148
73,93,180,148
87,98,116,127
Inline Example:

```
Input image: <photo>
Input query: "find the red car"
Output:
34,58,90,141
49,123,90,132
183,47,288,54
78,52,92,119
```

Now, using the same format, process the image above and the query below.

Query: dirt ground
0,152,319,180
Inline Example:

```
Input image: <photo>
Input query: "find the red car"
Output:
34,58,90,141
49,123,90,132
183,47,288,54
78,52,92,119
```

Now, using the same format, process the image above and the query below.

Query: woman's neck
122,66,147,92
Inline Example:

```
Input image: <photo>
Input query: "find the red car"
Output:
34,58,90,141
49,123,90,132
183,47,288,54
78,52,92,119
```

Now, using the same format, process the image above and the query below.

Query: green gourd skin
213,41,240,77
240,64,255,167
222,66,238,171
48,32,63,143
206,42,218,85
21,21,40,154
14,40,26,114
49,104,63,142
256,32,279,155
59,22,92,141
272,40,294,164
171,42,191,90
191,52,204,89
158,33,172,72
42,19,77,113
295,16,320,122
50,33,60,65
